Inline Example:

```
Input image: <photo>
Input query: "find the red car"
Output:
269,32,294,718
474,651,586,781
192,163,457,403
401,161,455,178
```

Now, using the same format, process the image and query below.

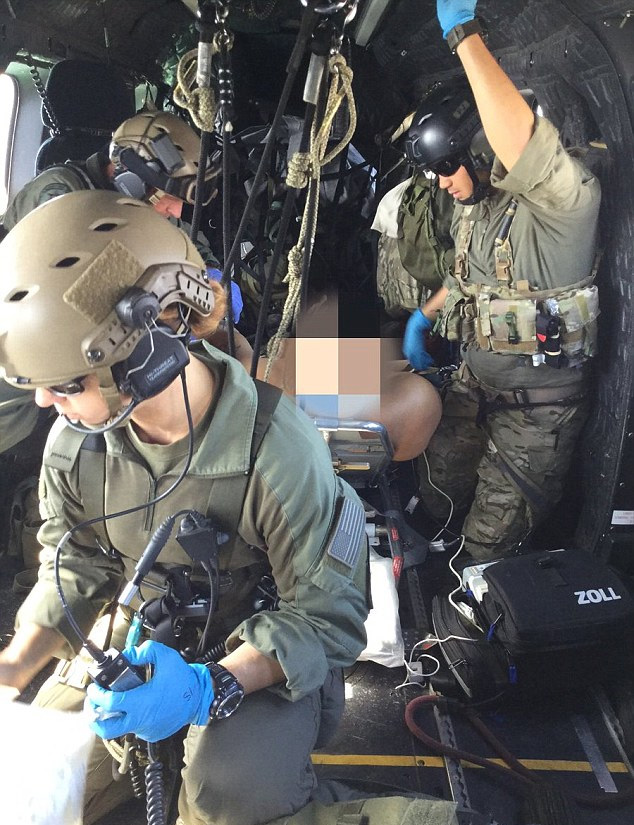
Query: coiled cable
145,743,166,825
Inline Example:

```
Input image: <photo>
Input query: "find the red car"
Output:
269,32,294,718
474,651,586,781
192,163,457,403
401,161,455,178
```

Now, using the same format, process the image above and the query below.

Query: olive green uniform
420,117,601,558
0,380,52,561
17,343,369,825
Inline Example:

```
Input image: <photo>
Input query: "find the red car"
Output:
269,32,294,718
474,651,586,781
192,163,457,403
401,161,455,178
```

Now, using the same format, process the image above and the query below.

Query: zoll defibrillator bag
432,549,634,701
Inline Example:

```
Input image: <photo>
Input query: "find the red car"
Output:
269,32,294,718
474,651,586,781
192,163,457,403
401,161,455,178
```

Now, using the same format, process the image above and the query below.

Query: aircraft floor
91,656,634,825
3,515,634,825
319,660,634,825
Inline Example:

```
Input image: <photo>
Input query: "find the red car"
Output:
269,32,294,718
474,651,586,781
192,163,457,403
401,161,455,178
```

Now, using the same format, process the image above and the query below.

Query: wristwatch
446,19,484,54
206,662,245,720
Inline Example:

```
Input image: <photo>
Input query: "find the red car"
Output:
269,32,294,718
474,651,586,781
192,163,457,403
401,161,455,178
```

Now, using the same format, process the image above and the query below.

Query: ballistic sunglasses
47,376,87,397
428,157,463,177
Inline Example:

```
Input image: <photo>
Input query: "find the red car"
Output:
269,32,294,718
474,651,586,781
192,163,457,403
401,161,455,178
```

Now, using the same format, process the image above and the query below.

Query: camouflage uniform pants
418,376,589,560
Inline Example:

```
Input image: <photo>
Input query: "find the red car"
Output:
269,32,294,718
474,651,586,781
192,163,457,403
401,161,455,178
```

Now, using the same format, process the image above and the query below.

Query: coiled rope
264,53,356,378
173,39,227,133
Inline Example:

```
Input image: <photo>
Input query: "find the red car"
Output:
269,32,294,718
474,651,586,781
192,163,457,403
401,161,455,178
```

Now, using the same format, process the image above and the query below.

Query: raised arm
436,1,535,171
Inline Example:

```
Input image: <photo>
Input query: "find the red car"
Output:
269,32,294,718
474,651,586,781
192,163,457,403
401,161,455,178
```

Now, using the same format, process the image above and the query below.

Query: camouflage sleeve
490,116,601,216
3,167,87,231
226,398,369,701
15,435,124,659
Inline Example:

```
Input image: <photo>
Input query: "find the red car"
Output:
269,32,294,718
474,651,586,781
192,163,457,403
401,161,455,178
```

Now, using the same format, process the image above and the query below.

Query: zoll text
574,588,622,605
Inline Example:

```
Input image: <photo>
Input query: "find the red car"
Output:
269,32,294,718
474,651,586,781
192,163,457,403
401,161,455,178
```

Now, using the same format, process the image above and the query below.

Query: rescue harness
438,198,600,368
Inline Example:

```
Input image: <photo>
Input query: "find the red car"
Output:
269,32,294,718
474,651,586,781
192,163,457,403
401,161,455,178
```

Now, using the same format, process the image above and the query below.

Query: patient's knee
379,370,442,460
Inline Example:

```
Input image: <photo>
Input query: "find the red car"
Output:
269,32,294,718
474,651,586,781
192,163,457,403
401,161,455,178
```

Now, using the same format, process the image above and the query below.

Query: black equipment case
431,549,634,701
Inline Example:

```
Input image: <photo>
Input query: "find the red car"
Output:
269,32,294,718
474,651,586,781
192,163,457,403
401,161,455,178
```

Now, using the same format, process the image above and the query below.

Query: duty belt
473,382,587,429
477,382,587,407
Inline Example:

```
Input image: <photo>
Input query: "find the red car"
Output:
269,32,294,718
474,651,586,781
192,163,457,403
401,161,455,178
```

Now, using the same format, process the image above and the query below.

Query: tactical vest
44,379,282,614
438,199,600,366
397,173,455,293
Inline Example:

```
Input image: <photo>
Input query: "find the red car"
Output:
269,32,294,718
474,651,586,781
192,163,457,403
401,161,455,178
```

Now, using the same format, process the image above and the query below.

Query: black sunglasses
428,157,462,177
47,375,87,397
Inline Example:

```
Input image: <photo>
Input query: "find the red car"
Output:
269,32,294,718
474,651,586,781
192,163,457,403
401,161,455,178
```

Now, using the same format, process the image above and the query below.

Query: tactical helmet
402,82,493,174
110,111,220,205
0,190,214,392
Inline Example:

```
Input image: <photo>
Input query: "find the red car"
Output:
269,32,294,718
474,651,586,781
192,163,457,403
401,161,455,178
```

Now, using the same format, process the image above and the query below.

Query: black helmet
403,82,492,174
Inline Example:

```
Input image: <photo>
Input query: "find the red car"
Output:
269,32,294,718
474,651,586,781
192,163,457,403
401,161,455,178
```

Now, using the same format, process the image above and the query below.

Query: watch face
214,690,244,719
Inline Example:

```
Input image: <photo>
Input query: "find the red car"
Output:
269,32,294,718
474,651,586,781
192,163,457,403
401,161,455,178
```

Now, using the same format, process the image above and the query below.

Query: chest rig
46,379,283,620
439,198,600,367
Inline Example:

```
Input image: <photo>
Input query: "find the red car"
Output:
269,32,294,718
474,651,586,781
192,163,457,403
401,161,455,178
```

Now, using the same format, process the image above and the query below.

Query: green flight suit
17,343,369,825
420,117,601,558
3,154,220,267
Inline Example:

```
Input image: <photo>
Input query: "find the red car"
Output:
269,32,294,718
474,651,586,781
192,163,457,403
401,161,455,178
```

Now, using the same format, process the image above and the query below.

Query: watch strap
446,19,484,53
206,662,245,720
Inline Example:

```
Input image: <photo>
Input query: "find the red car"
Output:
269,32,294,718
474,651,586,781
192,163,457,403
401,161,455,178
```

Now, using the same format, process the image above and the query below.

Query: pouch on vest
476,296,537,354
558,284,600,364
397,174,455,293
437,288,467,342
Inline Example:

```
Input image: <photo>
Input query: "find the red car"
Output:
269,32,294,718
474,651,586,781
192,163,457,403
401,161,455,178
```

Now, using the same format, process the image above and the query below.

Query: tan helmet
0,190,214,396
110,111,220,205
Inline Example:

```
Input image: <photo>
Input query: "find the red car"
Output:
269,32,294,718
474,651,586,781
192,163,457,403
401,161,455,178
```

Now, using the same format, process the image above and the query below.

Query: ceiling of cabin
0,0,630,161
0,1,628,82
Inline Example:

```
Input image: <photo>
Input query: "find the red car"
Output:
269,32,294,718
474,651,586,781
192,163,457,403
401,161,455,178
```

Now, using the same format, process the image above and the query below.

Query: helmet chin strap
62,367,138,435
458,159,490,206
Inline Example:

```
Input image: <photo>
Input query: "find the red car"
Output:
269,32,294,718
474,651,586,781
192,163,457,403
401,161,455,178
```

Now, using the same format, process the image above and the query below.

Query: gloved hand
403,309,435,371
85,641,214,743
436,0,477,39
207,267,244,324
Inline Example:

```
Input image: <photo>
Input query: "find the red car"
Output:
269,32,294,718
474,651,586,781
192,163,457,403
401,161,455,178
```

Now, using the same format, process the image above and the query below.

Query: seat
35,59,136,173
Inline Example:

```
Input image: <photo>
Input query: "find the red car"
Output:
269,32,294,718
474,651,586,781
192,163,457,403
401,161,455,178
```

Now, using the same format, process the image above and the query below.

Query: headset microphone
62,399,139,435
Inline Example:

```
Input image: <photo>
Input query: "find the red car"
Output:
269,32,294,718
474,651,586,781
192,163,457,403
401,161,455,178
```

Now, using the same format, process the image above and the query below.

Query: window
0,72,18,216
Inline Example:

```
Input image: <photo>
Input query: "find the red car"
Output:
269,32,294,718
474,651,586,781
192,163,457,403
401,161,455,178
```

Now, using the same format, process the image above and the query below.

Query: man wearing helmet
3,110,220,234
0,190,369,825
402,1,601,559
0,111,244,569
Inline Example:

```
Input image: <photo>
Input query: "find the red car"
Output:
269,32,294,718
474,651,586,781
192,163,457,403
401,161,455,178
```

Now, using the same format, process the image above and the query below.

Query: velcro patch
326,498,365,569
63,239,144,325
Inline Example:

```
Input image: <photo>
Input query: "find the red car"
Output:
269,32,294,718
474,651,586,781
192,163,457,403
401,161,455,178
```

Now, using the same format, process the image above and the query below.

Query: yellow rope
313,54,357,168
173,48,218,132
264,54,356,379
285,151,311,190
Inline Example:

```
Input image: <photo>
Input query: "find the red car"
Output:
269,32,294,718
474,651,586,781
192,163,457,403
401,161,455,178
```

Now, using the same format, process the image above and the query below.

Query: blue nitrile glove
403,309,435,371
84,641,214,743
207,267,243,324
437,0,477,39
